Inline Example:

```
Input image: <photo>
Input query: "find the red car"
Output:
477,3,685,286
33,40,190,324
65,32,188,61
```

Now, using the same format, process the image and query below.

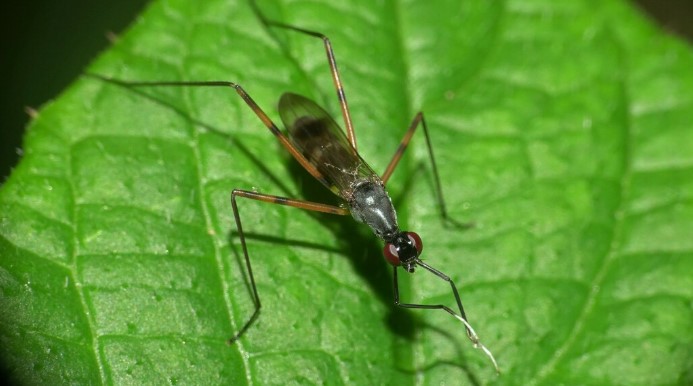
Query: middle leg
229,189,348,343
381,112,450,222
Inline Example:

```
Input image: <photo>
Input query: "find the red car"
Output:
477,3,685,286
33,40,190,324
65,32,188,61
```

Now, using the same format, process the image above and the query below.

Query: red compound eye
383,243,400,266
383,232,424,267
406,232,423,254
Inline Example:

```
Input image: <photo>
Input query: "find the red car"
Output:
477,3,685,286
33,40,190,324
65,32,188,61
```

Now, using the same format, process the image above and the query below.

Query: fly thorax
349,181,399,240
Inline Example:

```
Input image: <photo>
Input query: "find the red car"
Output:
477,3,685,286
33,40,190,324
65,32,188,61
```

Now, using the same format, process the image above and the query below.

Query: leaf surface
1,0,692,384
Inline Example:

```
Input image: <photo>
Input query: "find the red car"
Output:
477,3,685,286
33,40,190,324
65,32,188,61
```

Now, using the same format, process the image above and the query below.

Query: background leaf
1,0,692,384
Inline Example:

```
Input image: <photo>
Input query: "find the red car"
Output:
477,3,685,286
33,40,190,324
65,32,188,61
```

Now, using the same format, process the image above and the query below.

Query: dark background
1,0,693,180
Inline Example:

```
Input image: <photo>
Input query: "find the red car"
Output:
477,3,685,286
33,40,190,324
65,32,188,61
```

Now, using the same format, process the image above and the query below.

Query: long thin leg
229,189,348,342
393,262,500,373
381,112,449,221
265,22,358,151
84,73,333,188
85,73,351,341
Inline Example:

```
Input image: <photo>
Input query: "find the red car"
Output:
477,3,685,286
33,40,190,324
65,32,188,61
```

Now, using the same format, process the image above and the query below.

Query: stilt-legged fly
89,20,499,373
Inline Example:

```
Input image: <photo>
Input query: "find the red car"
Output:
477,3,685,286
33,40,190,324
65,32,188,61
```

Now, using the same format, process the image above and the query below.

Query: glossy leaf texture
1,0,692,384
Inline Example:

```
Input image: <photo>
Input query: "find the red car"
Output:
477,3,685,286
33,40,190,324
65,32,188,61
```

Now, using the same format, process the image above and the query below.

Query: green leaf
2,0,692,384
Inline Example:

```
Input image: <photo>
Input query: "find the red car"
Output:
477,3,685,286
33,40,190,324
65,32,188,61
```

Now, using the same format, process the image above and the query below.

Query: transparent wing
278,93,379,198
